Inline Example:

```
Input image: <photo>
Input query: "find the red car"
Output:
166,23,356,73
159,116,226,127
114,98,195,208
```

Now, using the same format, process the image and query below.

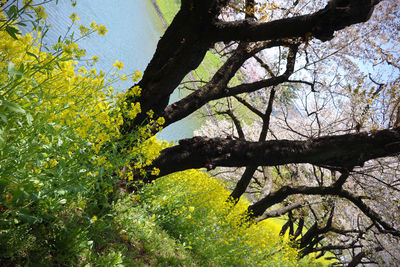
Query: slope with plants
0,1,329,266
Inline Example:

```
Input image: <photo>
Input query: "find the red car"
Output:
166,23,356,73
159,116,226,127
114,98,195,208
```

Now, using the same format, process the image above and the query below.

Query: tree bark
123,1,220,132
147,127,400,179
123,0,381,131
247,181,400,237
211,0,381,42
347,251,366,267
229,88,276,202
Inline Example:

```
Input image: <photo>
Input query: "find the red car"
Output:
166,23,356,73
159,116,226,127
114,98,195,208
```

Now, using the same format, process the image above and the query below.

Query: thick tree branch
247,180,400,237
148,127,400,179
212,0,381,42
160,41,292,129
124,0,224,130
255,200,304,220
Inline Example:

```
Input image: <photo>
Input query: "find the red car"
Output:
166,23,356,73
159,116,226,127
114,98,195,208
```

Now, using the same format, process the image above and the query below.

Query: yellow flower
151,167,160,176
89,20,97,29
34,6,47,20
156,117,165,125
189,206,195,212
92,216,98,222
69,12,80,23
48,159,58,168
78,66,87,74
132,70,142,82
79,25,89,35
146,110,154,118
97,25,108,36
113,60,124,70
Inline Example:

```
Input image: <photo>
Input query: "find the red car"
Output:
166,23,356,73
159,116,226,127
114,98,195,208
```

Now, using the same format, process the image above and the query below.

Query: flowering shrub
141,170,324,266
0,1,332,265
0,2,157,264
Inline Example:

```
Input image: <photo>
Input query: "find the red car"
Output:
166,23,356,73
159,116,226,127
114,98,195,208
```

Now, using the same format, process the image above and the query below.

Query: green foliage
111,195,198,266
141,170,323,266
0,2,145,265
154,0,180,25
0,2,332,266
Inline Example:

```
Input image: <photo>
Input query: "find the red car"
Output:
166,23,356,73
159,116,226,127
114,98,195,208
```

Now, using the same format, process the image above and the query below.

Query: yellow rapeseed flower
48,159,58,168
120,74,128,81
69,12,80,23
97,25,108,36
132,70,142,82
34,6,47,20
113,60,124,70
79,25,89,35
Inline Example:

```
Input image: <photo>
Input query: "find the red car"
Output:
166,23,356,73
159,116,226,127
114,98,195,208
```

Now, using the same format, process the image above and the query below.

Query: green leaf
0,114,7,123
16,21,27,27
26,113,33,125
3,101,25,114
56,189,67,195
26,51,39,61
7,62,23,78
18,212,42,224
18,62,25,73
7,62,16,74
5,25,20,40
6,5,18,19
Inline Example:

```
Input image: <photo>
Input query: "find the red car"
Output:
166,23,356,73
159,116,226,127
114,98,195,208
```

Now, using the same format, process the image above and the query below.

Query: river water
29,0,198,141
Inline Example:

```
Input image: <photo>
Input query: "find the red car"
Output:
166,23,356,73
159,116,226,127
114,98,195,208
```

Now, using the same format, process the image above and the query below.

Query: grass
108,195,198,266
154,0,180,24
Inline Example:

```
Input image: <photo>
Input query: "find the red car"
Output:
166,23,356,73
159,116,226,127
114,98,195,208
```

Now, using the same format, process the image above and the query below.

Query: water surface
33,0,197,141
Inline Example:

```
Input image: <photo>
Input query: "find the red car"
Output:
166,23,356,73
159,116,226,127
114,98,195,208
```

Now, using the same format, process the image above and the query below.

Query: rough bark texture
212,0,380,42
347,251,366,267
147,127,400,179
122,1,220,132
247,177,400,237
121,0,396,262
124,0,381,130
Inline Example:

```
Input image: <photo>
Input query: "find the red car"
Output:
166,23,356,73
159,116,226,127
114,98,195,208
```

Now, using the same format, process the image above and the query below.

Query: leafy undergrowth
98,196,198,266
140,170,327,266
0,3,173,265
1,2,334,266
